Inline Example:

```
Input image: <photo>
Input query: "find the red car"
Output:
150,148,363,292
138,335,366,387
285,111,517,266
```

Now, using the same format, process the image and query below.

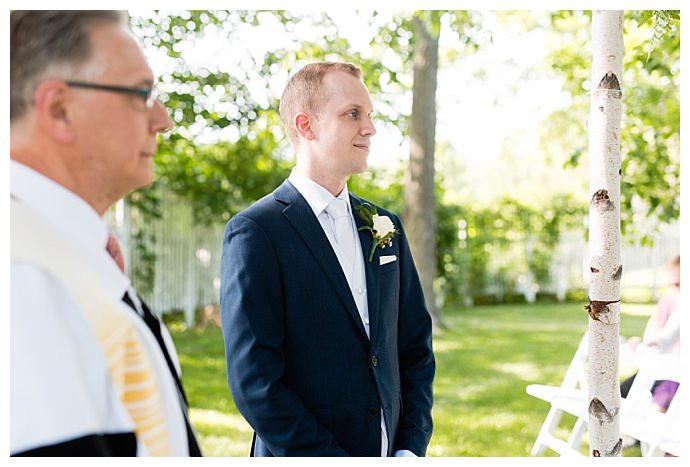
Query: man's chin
132,168,154,190
349,158,368,175
136,157,155,185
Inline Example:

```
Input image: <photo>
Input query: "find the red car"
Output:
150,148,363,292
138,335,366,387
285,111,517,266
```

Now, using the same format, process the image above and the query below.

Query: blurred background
107,10,680,456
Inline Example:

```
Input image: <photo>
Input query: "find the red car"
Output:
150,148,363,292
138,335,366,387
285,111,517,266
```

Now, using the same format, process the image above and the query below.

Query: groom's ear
294,112,315,141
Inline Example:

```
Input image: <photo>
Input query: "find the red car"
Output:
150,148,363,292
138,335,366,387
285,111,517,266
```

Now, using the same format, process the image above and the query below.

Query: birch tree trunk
404,14,442,331
586,10,624,458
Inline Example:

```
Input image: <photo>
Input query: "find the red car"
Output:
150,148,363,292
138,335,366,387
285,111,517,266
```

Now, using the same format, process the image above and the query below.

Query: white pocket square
379,255,397,266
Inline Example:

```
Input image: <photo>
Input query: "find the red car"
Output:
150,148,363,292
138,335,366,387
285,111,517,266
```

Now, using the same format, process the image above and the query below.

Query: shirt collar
288,168,352,218
10,160,131,299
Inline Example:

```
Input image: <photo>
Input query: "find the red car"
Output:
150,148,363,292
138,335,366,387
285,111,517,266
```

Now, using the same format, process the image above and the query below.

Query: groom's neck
294,164,347,198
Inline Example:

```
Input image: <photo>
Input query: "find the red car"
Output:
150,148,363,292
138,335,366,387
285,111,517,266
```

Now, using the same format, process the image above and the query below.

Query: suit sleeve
220,214,349,456
392,215,435,456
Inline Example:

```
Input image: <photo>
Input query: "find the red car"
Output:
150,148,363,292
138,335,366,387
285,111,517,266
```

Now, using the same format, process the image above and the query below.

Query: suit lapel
351,195,381,345
276,181,369,341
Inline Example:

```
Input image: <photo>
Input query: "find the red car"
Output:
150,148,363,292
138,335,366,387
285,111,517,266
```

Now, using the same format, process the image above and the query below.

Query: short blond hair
279,62,361,146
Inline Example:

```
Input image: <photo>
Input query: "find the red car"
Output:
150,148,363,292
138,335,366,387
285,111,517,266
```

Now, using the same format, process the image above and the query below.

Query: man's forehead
320,71,371,105
322,69,363,88
90,23,154,82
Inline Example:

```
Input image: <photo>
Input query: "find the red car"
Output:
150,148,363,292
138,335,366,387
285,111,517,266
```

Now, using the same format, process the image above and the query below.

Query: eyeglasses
65,81,158,109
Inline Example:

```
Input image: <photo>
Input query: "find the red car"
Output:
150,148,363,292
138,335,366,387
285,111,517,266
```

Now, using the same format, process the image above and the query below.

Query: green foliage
636,10,680,61
129,10,413,223
154,132,291,224
350,168,583,307
543,11,680,241
436,192,585,306
123,11,672,307
349,167,405,215
132,12,270,138
168,302,652,456
125,190,161,295
130,227,156,296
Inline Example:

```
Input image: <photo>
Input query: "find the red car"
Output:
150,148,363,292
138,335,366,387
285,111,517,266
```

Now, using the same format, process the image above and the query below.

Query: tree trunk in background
404,14,442,331
586,10,623,458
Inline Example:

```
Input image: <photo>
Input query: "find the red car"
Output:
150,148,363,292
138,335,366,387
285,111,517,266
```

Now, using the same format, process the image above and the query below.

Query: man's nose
362,116,376,136
151,100,172,134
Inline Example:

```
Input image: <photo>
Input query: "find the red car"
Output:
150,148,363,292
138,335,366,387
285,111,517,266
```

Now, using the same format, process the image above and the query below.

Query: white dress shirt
10,161,188,455
288,169,371,336
288,169,415,457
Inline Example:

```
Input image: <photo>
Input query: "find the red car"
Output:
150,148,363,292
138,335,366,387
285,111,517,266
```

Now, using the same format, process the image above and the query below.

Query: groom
220,62,435,456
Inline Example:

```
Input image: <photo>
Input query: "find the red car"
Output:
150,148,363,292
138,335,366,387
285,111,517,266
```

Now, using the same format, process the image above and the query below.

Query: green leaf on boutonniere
356,203,375,224
356,203,400,262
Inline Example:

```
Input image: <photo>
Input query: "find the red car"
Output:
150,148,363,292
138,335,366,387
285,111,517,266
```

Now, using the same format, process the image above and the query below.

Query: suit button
368,407,379,417
371,355,379,367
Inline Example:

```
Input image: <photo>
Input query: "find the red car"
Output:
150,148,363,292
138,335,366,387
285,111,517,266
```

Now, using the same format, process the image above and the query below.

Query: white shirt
10,161,188,455
288,169,415,457
288,169,370,336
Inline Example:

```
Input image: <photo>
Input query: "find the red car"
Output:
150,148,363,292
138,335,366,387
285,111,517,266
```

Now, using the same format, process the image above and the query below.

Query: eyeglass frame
65,81,158,109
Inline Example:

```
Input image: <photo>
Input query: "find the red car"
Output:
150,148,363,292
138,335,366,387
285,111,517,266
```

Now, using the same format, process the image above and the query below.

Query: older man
10,11,200,456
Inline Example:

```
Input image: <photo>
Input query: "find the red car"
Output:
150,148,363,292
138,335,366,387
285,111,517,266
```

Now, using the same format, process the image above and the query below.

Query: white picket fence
107,192,679,327
108,193,227,327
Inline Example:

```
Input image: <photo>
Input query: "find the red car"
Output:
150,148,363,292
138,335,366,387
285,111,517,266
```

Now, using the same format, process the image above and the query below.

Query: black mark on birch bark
591,189,615,211
585,299,619,321
598,72,621,91
612,265,622,280
591,439,622,458
589,397,618,425
607,438,623,457
591,267,600,273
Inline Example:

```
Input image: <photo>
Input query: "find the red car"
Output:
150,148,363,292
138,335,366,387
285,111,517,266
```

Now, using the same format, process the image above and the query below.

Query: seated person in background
621,255,680,412
640,307,679,413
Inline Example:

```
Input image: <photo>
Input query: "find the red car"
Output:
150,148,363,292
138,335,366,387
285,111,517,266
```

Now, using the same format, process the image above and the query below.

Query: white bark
587,10,623,457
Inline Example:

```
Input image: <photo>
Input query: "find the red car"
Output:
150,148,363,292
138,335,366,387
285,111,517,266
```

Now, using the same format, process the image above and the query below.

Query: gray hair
10,10,128,121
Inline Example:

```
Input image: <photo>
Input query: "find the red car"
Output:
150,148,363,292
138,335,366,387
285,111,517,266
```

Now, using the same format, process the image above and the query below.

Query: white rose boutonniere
356,203,400,262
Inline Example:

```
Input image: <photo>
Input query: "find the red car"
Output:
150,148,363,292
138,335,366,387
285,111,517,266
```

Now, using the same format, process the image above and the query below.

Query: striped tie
105,234,171,455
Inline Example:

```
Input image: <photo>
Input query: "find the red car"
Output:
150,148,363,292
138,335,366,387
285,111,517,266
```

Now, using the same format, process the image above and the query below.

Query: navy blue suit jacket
220,180,434,456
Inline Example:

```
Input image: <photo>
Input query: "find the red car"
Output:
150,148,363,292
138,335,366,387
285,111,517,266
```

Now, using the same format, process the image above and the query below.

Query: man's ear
33,80,76,144
294,112,315,141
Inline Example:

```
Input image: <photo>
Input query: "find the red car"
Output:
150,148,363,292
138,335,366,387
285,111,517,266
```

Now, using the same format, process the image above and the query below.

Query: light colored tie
326,198,356,275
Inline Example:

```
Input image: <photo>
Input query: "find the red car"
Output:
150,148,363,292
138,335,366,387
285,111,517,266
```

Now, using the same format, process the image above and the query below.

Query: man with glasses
10,11,200,456
64,81,159,109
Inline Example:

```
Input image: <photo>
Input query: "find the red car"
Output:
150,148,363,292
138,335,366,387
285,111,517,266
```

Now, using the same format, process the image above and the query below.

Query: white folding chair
619,352,681,457
526,333,589,456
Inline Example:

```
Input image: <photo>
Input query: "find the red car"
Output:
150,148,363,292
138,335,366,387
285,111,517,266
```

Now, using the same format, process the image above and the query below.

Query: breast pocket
378,262,400,295
379,257,399,275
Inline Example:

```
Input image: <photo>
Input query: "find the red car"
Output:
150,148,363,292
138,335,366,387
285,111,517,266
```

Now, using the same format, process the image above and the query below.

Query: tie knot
326,198,350,219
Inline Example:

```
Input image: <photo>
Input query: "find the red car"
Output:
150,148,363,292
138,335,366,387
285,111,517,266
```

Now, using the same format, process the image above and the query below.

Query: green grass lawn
168,301,652,456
